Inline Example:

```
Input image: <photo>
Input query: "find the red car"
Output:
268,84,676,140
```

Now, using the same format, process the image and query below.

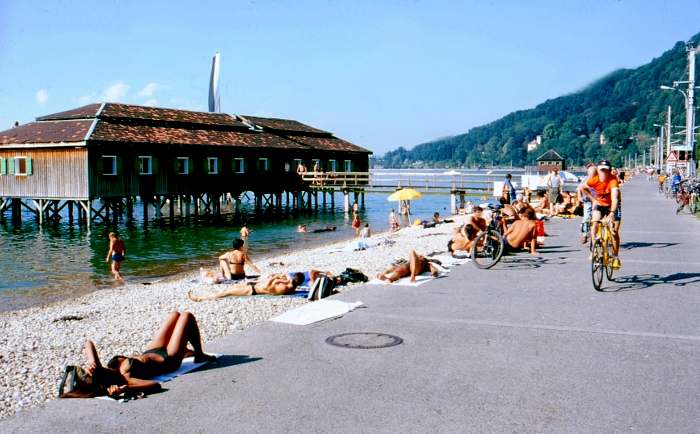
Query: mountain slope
381,33,700,168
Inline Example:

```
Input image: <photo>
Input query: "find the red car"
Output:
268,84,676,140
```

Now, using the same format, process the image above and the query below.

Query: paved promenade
3,177,699,433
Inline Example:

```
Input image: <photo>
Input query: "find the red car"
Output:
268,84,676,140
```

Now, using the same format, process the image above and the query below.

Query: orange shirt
586,174,619,207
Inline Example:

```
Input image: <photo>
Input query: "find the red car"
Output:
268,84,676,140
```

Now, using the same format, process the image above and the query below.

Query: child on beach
240,222,250,251
389,209,400,232
105,232,126,281
352,214,361,236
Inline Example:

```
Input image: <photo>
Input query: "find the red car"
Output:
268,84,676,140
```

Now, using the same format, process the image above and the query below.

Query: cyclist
657,172,667,193
576,163,597,244
670,170,682,195
580,160,621,268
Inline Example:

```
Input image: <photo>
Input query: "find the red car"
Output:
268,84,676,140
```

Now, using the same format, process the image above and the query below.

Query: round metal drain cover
326,332,403,349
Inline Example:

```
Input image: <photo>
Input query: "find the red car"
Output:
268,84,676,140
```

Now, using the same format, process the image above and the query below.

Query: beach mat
270,300,365,325
97,354,220,402
429,254,471,267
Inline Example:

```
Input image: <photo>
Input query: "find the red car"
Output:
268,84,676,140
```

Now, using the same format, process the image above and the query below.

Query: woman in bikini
376,251,440,283
59,311,215,398
188,273,306,300
218,238,260,280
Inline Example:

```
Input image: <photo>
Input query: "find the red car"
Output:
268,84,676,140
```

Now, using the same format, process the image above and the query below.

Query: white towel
367,271,448,287
270,299,365,325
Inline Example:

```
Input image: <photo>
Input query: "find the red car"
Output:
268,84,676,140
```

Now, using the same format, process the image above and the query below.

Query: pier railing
301,171,371,188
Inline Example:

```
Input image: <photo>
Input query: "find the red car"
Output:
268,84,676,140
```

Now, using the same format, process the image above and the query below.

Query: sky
1,0,699,155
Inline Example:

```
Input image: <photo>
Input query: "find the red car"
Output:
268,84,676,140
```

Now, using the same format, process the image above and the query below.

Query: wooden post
155,196,163,221
360,191,365,209
169,196,175,224
343,190,350,213
143,197,149,226
126,197,134,222
193,194,199,218
68,201,74,224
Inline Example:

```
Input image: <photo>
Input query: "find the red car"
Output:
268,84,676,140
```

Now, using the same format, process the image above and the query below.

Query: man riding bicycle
580,160,621,269
670,170,682,195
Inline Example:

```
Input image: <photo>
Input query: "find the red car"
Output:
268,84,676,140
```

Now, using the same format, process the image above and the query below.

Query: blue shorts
112,253,124,262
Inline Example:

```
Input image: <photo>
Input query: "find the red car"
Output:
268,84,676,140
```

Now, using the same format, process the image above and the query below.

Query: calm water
0,169,519,311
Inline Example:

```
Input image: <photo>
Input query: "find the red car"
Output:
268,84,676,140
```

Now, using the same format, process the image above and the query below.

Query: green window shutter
116,157,123,175
135,157,142,174
8,157,15,175
0,158,5,175
151,157,158,175
26,158,33,175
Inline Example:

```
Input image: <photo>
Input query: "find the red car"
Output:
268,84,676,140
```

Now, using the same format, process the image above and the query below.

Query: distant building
536,149,566,174
526,135,542,152
599,133,606,145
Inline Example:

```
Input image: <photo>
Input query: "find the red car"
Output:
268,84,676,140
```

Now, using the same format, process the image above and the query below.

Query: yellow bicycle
591,217,617,291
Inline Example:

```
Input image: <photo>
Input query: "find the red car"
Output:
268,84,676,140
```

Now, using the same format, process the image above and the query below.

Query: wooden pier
0,103,372,228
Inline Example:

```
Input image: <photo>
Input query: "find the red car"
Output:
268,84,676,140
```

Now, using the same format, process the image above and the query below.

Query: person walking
105,232,126,281
546,169,563,215
503,173,516,204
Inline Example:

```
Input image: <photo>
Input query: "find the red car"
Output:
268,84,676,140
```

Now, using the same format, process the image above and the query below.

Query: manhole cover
326,332,403,349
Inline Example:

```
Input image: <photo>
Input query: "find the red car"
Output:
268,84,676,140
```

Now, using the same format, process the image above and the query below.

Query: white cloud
137,82,160,98
35,89,48,105
101,81,129,102
143,99,158,107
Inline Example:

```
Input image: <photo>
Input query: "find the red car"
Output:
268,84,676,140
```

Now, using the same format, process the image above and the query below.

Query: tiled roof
90,120,309,149
536,149,564,161
36,104,102,121
8,103,371,154
241,115,330,135
285,135,371,154
0,120,92,145
102,104,246,128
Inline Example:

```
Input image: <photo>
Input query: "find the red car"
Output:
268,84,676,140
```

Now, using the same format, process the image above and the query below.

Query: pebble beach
0,216,465,420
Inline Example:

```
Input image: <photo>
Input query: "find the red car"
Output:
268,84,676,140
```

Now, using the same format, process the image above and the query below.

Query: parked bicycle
471,204,504,269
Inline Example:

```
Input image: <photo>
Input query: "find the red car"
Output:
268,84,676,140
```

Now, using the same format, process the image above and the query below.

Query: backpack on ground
308,276,336,301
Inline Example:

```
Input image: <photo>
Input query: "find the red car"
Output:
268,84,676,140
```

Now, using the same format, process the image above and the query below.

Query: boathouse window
10,156,32,176
138,156,153,175
344,160,352,172
234,158,245,174
176,157,190,175
284,162,291,172
207,157,219,174
328,160,337,172
258,158,269,171
0,157,6,175
101,155,117,176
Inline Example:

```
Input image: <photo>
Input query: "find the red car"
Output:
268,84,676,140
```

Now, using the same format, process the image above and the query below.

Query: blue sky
1,0,699,155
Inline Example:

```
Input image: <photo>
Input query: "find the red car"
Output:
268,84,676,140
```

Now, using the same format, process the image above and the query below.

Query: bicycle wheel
604,236,614,281
591,239,604,291
471,229,504,269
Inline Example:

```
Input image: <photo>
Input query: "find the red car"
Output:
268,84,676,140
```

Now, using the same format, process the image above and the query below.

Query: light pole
660,43,699,176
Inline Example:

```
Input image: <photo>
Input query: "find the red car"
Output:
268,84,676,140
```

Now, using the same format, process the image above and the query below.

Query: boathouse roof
0,103,371,154
536,149,565,162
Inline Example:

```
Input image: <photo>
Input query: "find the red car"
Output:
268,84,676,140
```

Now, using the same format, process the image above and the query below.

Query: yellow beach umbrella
387,188,422,202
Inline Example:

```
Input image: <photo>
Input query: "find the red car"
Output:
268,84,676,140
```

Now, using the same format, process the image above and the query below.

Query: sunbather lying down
376,250,441,283
188,269,336,301
59,311,215,399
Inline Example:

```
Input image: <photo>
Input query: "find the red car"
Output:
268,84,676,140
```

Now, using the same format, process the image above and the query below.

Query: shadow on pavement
192,354,263,373
605,272,700,292
498,255,569,269
621,241,679,250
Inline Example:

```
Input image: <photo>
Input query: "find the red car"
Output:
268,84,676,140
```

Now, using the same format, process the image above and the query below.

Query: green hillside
380,33,700,168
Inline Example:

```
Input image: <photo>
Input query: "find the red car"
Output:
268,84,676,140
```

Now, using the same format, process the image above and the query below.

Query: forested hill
380,32,700,168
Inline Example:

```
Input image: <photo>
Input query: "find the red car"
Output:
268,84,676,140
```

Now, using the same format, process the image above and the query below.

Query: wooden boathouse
0,103,371,227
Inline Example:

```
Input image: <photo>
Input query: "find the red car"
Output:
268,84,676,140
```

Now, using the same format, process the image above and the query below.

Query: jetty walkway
2,176,699,433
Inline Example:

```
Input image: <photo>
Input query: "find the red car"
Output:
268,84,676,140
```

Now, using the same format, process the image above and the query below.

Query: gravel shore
0,216,465,420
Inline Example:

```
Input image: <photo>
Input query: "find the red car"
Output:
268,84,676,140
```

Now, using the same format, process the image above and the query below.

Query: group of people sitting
448,198,540,256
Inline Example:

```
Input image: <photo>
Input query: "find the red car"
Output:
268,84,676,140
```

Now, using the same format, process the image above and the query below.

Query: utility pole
685,45,696,176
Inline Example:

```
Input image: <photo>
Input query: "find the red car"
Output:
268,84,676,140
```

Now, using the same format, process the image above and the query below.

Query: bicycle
591,217,617,291
471,204,505,269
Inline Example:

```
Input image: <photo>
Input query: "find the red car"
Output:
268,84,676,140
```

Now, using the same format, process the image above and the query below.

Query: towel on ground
270,300,365,325
367,271,448,287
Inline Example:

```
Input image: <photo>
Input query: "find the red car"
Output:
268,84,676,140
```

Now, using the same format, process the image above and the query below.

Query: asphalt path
2,176,699,433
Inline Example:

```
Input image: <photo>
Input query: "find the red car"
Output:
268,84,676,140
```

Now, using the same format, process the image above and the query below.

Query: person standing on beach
545,169,563,215
389,209,400,232
503,173,516,204
351,214,361,236
105,232,126,281
240,222,250,251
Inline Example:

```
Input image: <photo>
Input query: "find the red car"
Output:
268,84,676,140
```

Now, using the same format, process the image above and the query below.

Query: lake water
0,168,521,311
